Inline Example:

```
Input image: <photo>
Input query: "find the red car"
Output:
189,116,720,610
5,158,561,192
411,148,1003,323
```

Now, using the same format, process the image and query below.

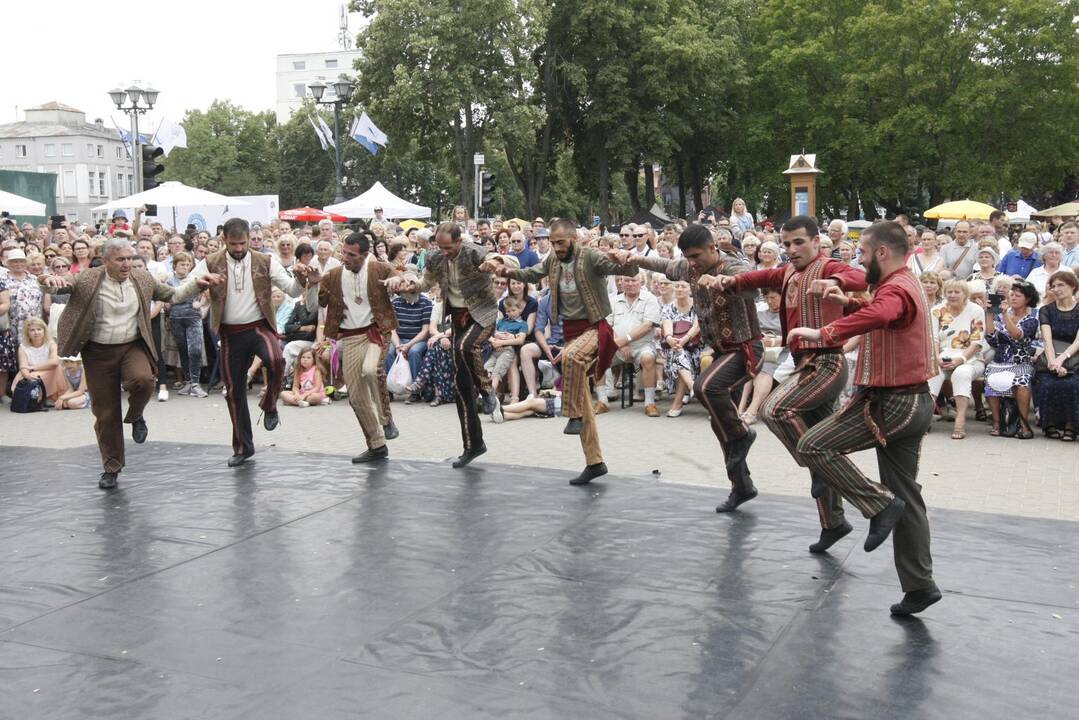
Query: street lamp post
308,78,355,205
108,84,160,193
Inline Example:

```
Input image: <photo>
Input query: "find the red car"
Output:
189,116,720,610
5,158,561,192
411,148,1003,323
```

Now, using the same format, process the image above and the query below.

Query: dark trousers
219,321,284,456
798,391,935,591
169,314,203,383
451,316,493,452
762,352,847,529
151,315,168,384
81,341,155,473
694,342,762,493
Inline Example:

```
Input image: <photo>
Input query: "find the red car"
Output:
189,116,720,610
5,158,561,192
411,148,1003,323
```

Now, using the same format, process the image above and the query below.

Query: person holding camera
983,280,1041,438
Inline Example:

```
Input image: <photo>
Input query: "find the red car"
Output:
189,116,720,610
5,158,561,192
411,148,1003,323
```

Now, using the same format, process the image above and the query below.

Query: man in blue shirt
510,230,541,268
997,232,1042,279
386,290,434,400
520,288,564,398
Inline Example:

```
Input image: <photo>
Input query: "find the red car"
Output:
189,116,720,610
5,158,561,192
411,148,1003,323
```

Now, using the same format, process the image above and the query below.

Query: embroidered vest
205,250,276,332
546,247,611,324
854,267,938,387
781,256,846,352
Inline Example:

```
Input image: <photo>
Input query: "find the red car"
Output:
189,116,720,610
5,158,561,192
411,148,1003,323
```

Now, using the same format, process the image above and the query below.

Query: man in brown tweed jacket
40,237,221,489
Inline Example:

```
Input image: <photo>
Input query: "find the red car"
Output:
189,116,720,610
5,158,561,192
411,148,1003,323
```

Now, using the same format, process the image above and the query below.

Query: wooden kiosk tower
782,153,821,218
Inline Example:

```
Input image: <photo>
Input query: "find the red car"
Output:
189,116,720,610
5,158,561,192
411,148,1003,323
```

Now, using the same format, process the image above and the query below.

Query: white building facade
0,102,136,222
275,50,361,123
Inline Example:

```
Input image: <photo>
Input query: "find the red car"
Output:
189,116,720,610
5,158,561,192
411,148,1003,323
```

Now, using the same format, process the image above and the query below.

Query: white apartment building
275,50,361,123
0,102,135,222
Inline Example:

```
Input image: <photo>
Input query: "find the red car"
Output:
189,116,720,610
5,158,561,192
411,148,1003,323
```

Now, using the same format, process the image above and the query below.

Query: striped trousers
562,327,603,465
694,342,762,492
451,317,493,452
762,352,847,529
219,321,284,456
797,390,935,591
340,335,386,451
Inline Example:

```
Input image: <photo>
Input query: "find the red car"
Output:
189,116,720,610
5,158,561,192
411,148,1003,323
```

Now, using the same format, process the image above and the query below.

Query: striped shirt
391,294,434,342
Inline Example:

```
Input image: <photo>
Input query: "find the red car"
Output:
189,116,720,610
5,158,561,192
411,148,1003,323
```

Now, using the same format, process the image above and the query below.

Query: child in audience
280,347,328,407
484,296,528,402
57,355,90,409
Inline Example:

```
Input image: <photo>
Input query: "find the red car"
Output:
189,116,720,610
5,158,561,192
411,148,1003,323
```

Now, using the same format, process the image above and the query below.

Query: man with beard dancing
788,221,941,615
611,224,763,511
495,219,638,485
716,215,868,552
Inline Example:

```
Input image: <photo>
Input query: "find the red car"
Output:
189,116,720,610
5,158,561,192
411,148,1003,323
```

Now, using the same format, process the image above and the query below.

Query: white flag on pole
354,111,388,146
309,116,329,150
153,118,188,156
316,114,336,148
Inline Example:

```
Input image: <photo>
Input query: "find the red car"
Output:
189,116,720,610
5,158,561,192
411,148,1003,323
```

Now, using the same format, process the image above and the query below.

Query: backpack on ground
10,377,45,413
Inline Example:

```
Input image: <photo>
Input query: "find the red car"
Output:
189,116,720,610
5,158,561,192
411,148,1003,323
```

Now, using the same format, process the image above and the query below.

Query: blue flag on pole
349,112,388,156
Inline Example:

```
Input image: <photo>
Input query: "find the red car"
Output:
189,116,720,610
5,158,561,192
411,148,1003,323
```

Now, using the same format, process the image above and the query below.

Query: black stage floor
1,442,1076,719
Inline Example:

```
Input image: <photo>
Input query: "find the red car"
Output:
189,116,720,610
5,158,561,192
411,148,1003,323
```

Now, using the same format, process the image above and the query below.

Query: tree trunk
598,150,610,224
845,187,859,220
624,163,640,211
689,157,704,215
644,162,656,209
676,157,687,219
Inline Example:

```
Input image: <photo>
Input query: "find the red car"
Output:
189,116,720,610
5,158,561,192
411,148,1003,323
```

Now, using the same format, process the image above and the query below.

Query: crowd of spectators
2,204,1076,443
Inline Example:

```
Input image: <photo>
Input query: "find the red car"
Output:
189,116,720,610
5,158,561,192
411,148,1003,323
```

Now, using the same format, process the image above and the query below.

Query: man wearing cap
997,232,1042,279
39,238,222,489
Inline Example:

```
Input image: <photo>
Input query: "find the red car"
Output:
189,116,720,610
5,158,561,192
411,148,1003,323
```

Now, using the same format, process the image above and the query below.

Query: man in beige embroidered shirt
41,238,221,489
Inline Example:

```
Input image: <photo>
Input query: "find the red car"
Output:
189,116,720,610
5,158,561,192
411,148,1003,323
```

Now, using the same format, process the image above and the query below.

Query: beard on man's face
864,253,882,284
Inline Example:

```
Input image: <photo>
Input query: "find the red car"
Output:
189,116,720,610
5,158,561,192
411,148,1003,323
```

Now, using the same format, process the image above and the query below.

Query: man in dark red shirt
789,221,941,616
721,215,868,554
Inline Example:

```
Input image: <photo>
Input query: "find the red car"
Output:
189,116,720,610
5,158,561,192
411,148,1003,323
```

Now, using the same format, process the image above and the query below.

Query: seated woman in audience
927,279,986,439
492,390,562,422
740,236,761,267
756,241,782,270
740,288,786,424
920,270,944,308
661,280,701,417
279,348,328,407
837,241,862,270
409,287,455,406
1034,271,1079,441
57,354,90,410
275,235,298,273
908,229,945,276
968,246,1002,294
984,280,1041,438
1027,242,1073,305
650,274,674,306
15,317,64,404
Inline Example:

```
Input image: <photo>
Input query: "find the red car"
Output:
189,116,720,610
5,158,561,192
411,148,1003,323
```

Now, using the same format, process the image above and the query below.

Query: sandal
975,409,988,422
1044,426,1062,440
951,428,966,440
989,426,1001,437
1061,429,1077,442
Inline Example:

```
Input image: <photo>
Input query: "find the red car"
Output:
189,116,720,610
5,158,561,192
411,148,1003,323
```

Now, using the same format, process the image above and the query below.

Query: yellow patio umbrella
398,219,427,230
923,199,998,220
505,218,530,229
1032,201,1079,219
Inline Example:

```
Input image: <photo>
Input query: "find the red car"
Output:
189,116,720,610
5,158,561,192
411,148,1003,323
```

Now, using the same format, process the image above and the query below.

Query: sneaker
189,384,208,398
319,397,331,405
157,387,169,402
297,400,310,408
177,383,193,396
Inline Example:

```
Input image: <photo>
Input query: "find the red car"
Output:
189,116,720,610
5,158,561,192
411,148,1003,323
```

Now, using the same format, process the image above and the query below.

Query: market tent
0,188,47,216
923,199,997,220
649,203,671,222
1006,200,1038,224
323,182,430,219
625,207,668,230
1033,201,1079,219
279,206,348,223
93,181,248,212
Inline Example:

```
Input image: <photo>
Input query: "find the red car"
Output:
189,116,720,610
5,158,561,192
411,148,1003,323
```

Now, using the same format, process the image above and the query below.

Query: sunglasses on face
633,234,645,238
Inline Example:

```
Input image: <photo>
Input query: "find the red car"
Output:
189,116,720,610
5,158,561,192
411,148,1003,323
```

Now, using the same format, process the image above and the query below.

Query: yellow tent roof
1032,201,1079,219
923,200,998,220
398,219,427,230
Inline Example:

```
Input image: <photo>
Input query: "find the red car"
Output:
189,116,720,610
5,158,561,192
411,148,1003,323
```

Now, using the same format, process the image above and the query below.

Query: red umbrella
278,206,349,223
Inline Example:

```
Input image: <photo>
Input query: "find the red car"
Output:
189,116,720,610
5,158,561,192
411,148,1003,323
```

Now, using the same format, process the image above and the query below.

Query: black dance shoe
452,444,487,468
262,410,280,431
570,462,608,485
131,418,148,444
352,446,389,464
563,418,583,435
715,487,758,513
865,497,906,552
228,451,255,468
890,586,942,616
383,421,399,440
98,472,118,490
809,521,854,554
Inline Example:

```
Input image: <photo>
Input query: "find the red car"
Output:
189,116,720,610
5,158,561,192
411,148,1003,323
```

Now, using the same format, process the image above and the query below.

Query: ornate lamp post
108,84,160,191
309,78,355,204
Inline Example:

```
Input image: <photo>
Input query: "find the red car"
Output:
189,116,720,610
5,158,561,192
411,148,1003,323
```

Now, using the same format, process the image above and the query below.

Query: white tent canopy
93,181,249,212
0,189,47,216
324,182,431,219
1006,199,1038,224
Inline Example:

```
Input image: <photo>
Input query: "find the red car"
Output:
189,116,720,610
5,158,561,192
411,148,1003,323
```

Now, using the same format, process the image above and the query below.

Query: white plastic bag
386,354,413,395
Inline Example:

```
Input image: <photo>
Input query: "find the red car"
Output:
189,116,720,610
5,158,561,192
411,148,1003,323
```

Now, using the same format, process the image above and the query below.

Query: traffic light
481,171,496,210
141,144,165,191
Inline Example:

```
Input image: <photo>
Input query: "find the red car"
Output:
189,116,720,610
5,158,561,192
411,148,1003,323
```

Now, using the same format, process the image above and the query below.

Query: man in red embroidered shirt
789,221,941,616
719,215,868,554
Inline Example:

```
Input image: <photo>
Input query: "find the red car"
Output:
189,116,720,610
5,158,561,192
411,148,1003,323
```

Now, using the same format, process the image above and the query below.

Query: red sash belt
563,319,616,382
220,320,268,336
339,324,384,346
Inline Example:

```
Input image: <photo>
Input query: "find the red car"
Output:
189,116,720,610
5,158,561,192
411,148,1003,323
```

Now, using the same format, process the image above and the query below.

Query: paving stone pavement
4,390,1077,520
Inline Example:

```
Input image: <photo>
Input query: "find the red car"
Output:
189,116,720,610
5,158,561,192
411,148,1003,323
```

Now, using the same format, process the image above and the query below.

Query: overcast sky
3,0,363,127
